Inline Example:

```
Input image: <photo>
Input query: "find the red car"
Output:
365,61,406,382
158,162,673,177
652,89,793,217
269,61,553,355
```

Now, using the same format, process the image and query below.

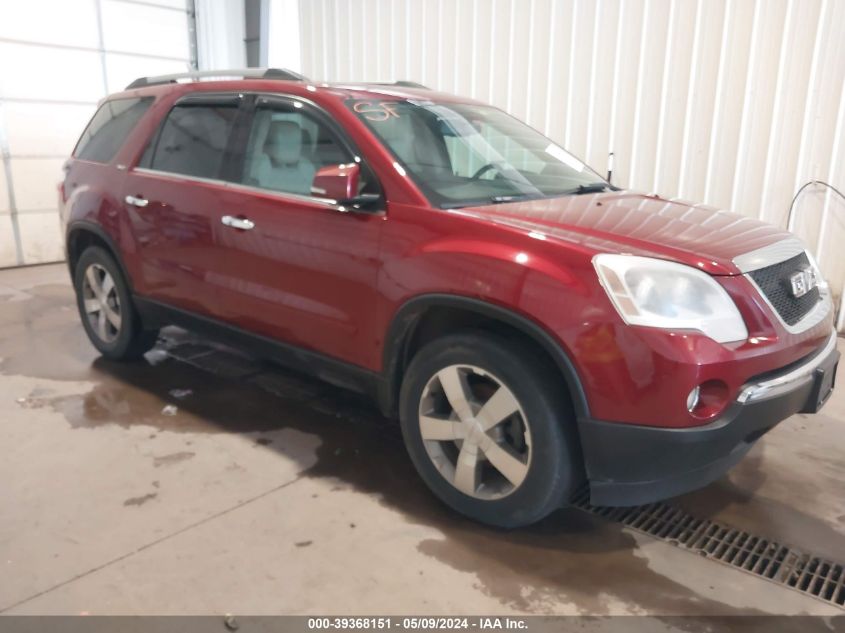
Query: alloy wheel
418,364,532,500
81,263,122,343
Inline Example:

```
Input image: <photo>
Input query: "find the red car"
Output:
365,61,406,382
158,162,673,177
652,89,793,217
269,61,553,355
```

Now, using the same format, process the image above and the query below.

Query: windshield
348,99,606,208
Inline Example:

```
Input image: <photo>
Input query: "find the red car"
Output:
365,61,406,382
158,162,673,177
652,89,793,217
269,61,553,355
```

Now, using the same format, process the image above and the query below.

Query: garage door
0,0,194,268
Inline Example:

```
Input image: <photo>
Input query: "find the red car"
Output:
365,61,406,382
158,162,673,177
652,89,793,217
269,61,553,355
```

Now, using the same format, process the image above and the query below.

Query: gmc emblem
789,267,818,298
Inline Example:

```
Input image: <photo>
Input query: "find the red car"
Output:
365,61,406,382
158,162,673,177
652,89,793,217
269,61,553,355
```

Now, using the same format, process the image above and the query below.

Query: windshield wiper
570,182,613,195
439,193,536,209
490,194,534,204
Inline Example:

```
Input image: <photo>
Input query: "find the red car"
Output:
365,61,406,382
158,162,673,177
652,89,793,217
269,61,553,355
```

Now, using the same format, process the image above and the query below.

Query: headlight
593,254,748,343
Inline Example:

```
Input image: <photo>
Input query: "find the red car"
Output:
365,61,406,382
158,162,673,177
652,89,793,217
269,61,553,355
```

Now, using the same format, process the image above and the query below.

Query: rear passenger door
122,93,242,316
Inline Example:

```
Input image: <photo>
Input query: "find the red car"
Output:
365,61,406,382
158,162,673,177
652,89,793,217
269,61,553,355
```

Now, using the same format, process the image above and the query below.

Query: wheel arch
66,221,134,292
379,294,589,421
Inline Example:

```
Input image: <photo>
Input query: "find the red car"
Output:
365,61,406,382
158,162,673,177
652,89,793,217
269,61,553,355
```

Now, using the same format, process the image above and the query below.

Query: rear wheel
74,246,158,360
399,332,581,527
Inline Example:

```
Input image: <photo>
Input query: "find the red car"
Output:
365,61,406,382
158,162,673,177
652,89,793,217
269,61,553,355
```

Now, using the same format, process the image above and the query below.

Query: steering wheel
471,162,506,180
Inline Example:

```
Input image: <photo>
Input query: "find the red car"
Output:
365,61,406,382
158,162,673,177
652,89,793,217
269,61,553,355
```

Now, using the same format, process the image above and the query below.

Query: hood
463,191,791,275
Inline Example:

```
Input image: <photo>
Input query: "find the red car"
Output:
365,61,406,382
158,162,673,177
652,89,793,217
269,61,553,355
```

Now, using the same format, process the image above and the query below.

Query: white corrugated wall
292,0,845,316
0,0,248,269
0,0,196,268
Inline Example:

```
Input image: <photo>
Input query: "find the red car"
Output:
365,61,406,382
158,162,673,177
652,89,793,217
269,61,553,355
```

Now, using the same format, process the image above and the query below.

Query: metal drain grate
573,491,845,608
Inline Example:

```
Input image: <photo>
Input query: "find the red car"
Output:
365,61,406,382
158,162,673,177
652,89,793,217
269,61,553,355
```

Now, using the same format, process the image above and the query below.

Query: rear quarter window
144,103,239,179
74,97,153,164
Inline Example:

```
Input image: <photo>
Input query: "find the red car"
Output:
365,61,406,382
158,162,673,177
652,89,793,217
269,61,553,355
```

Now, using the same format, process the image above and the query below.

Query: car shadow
0,283,783,616
42,331,772,616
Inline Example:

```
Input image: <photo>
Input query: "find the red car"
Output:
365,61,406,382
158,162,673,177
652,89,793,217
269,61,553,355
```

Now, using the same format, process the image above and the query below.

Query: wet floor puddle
0,281,831,616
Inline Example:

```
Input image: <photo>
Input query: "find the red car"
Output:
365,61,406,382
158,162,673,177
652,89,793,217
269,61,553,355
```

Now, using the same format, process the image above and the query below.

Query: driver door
207,95,385,367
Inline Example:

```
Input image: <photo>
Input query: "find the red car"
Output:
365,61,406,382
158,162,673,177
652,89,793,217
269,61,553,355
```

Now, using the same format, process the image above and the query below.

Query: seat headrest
265,120,303,164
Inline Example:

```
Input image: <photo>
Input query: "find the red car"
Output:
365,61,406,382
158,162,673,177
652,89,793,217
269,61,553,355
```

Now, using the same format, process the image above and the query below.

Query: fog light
686,386,701,412
688,380,730,420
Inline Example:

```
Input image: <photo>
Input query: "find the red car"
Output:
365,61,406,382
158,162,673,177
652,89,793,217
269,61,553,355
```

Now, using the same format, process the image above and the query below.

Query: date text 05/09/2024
307,617,528,630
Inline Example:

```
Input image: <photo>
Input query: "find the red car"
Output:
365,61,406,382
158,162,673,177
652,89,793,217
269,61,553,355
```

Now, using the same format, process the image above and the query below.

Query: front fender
379,293,591,421
374,204,609,418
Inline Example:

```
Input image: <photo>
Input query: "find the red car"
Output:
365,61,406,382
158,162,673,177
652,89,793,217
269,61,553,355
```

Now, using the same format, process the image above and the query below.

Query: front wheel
399,332,582,528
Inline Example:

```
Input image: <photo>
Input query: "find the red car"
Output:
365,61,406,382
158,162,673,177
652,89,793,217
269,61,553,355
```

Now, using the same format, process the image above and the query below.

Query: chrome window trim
131,90,385,213
732,236,805,273
737,329,838,403
132,167,342,209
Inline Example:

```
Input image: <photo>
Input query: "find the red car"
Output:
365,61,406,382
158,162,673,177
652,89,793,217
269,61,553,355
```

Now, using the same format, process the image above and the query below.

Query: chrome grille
748,252,820,326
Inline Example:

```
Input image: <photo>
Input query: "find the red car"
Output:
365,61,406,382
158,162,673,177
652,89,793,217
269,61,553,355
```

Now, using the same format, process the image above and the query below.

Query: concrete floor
1,263,844,617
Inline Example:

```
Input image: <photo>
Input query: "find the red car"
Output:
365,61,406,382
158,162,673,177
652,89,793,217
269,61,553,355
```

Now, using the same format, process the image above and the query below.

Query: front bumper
579,330,840,507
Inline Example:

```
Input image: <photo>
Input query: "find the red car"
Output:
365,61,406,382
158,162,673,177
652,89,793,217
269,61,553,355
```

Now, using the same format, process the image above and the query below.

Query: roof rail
125,68,309,90
390,81,430,89
362,80,430,90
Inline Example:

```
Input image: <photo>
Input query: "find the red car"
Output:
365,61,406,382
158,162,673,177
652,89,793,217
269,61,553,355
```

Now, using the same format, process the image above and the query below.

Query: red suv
62,69,839,527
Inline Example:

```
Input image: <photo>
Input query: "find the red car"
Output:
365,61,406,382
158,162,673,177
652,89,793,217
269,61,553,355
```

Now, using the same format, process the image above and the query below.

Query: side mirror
311,163,360,201
311,163,382,212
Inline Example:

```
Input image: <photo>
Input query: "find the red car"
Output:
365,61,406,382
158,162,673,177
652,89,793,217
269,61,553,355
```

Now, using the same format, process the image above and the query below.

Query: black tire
399,331,582,528
73,246,158,360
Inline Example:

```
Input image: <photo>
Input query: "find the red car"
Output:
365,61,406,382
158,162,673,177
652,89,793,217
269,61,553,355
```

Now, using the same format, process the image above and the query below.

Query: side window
74,97,153,163
240,104,358,197
148,103,239,179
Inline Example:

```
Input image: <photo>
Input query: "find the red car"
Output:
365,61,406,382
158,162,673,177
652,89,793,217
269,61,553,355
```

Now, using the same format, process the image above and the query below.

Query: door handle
125,194,149,208
221,215,255,230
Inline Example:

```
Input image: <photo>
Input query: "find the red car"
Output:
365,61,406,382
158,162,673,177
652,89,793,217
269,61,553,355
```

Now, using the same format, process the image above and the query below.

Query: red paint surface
62,80,834,429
